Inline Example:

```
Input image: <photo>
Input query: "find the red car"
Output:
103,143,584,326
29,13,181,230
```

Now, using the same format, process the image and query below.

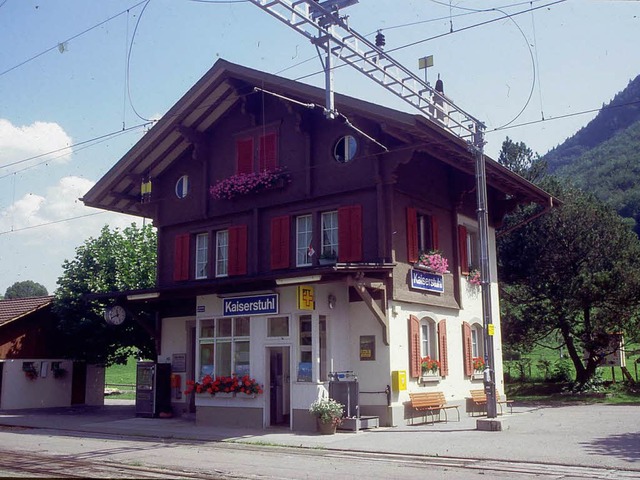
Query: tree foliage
53,223,157,366
4,280,49,299
498,136,547,184
498,178,640,385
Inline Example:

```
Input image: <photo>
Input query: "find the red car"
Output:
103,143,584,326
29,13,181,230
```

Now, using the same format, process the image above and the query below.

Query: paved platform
1,400,639,472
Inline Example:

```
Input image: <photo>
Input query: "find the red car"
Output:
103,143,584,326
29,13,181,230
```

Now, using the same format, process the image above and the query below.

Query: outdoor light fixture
328,294,336,309
126,292,160,301
275,275,322,286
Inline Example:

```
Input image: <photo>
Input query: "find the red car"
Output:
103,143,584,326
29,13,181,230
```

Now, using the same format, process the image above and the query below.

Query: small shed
0,296,104,409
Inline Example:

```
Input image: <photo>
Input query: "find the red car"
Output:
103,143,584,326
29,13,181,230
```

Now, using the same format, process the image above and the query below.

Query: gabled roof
82,59,553,215
0,296,54,327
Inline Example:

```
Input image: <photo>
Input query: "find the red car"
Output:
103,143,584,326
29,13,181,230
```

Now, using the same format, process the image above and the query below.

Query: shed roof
0,296,54,327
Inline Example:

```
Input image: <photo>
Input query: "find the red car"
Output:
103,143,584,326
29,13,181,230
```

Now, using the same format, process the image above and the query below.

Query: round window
175,175,189,199
333,135,358,163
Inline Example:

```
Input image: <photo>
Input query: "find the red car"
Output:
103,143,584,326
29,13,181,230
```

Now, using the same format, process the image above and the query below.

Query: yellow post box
391,370,407,392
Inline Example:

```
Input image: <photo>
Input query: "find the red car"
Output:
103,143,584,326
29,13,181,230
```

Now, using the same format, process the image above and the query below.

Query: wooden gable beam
347,274,389,346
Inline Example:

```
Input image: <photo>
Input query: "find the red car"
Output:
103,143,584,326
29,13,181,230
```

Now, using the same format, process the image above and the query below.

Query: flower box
185,374,264,397
415,250,449,274
209,168,290,200
319,258,337,266
420,373,441,383
472,372,484,380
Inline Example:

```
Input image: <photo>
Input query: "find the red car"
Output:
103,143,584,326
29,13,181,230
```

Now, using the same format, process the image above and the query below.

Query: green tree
498,136,547,184
4,280,49,299
53,223,157,366
498,179,640,385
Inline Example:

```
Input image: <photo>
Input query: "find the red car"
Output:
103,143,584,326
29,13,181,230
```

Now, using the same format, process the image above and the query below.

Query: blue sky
0,0,638,295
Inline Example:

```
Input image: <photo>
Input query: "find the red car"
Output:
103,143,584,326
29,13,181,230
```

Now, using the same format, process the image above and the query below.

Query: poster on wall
360,335,376,361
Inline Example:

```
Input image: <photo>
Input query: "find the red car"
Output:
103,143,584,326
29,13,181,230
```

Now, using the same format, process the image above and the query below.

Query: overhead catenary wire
0,0,148,78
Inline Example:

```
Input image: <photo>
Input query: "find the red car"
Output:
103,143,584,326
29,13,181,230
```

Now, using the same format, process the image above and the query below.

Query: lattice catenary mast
248,0,498,418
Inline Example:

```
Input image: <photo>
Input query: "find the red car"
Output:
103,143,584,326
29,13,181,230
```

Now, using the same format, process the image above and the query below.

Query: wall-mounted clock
104,305,126,325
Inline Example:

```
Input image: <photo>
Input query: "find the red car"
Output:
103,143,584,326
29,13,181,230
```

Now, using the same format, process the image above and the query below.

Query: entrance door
71,362,87,405
267,346,290,427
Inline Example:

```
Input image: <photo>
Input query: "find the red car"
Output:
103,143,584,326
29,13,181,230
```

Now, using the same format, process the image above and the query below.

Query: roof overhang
82,59,555,216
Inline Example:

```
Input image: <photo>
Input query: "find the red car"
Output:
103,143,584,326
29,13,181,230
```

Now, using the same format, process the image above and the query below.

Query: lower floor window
199,316,250,378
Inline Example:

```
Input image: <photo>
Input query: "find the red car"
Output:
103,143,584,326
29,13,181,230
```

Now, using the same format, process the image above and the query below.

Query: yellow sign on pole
488,324,495,336
297,285,315,310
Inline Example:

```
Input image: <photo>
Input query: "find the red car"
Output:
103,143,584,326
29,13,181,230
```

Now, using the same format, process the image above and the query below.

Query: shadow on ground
581,432,640,463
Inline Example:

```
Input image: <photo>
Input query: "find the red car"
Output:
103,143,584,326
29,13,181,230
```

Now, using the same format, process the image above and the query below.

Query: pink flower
210,168,290,200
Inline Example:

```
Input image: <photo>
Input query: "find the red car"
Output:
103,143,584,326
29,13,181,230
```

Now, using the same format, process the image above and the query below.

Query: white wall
0,359,72,409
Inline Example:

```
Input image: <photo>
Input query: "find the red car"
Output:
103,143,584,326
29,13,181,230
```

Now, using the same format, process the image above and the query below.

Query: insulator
375,30,385,48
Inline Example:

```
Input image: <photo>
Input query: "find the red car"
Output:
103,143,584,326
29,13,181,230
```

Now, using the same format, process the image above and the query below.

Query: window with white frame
198,317,250,378
466,228,479,270
216,230,228,277
296,215,313,267
195,233,208,279
471,323,484,359
420,317,437,359
296,314,327,382
321,211,338,259
298,314,312,381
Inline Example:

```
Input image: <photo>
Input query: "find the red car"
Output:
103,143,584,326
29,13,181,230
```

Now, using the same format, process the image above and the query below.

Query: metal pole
473,125,498,419
324,27,336,119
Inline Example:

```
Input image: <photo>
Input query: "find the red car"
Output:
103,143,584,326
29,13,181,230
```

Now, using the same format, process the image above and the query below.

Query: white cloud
0,176,144,295
0,119,73,174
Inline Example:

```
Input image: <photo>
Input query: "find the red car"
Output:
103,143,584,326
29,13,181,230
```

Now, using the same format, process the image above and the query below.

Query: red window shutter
431,216,439,250
228,225,248,276
462,321,473,377
406,207,418,263
236,138,254,175
270,216,290,270
338,205,362,262
259,132,278,171
409,315,421,378
458,225,469,274
438,320,449,377
173,233,190,281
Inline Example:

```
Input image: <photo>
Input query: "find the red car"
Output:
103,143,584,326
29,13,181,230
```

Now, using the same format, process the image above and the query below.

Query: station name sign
410,269,444,293
223,294,279,316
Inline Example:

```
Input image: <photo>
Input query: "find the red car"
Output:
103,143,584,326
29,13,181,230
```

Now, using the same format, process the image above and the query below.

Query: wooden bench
408,392,460,425
469,389,514,416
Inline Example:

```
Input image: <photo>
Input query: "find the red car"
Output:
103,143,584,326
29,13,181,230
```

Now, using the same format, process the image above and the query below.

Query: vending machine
135,362,171,417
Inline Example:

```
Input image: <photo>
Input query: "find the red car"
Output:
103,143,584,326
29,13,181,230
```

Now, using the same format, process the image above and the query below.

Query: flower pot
317,419,337,435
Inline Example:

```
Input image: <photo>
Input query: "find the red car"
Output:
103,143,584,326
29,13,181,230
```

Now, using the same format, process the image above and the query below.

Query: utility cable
0,122,152,173
0,212,107,237
126,0,154,122
0,0,148,78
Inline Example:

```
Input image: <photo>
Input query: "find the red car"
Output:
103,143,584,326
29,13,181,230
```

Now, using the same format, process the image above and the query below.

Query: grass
104,356,138,400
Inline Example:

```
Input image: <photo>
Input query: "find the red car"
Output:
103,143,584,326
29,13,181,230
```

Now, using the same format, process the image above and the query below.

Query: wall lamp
275,275,322,286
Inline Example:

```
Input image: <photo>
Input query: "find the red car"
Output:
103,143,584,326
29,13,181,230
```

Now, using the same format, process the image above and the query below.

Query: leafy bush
548,359,573,383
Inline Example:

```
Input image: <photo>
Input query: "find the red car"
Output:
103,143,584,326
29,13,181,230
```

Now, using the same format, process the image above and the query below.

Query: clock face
105,305,126,325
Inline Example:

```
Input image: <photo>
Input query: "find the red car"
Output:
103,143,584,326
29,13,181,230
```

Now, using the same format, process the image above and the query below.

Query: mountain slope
545,74,640,172
542,74,640,232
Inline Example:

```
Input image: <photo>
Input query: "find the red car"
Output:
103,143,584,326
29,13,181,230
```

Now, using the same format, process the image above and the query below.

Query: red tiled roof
0,296,54,327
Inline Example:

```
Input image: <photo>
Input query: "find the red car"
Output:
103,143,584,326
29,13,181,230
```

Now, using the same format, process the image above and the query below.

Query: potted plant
309,397,344,434
421,356,440,380
467,268,481,286
319,249,338,265
472,356,485,379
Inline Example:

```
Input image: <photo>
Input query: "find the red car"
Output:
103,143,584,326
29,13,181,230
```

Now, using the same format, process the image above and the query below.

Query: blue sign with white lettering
223,294,279,317
410,269,444,293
